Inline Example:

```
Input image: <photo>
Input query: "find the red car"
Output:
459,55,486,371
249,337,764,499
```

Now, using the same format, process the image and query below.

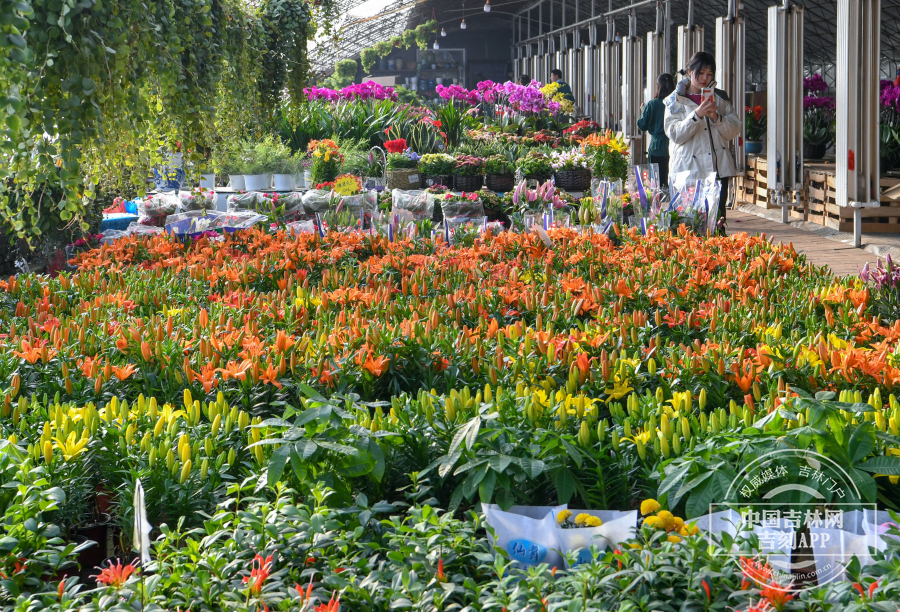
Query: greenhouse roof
316,0,900,81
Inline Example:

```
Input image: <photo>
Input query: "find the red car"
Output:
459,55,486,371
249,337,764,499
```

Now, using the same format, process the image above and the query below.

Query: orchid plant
512,179,566,214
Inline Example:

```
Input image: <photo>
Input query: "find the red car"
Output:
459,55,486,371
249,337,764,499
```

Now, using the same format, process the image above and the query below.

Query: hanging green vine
0,0,315,244
358,20,439,73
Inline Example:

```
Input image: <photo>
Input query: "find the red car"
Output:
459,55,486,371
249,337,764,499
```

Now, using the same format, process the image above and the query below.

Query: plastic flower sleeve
227,191,261,212
301,189,332,213
481,504,567,570
440,194,485,221
808,510,888,584
444,216,486,245
392,189,432,220
286,219,317,235
554,510,638,568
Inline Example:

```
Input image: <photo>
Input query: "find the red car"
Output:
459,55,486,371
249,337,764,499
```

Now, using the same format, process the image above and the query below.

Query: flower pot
153,151,185,192
244,173,272,191
378,58,387,70
199,173,216,189
553,168,591,191
228,174,246,190
425,174,451,188
803,142,827,160
453,174,483,191
745,141,763,155
486,173,514,192
386,168,421,190
406,60,417,70
273,174,297,191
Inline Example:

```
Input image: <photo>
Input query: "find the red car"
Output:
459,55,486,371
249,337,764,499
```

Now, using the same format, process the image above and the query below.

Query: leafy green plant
484,154,514,175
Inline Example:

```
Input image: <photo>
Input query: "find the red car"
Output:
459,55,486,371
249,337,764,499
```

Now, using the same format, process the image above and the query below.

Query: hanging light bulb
433,39,440,49
484,0,490,11
441,27,447,36
460,17,466,29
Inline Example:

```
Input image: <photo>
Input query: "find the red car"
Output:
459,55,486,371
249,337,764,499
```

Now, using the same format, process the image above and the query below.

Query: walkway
727,209,881,277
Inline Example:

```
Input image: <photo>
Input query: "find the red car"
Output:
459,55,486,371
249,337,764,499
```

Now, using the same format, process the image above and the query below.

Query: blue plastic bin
102,213,139,232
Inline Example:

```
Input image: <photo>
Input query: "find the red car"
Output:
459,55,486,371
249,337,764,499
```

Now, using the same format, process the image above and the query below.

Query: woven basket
425,174,451,188
525,174,551,185
386,168,422,190
485,174,514,192
453,174,484,192
554,169,592,191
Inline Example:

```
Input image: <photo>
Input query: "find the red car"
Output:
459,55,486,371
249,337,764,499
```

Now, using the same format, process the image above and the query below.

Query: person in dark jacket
549,69,575,102
637,73,676,187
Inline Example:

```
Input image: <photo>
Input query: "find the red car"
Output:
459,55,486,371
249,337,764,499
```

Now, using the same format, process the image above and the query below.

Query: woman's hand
694,96,718,120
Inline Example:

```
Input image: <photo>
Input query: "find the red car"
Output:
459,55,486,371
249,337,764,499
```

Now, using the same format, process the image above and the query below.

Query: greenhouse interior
5,0,900,610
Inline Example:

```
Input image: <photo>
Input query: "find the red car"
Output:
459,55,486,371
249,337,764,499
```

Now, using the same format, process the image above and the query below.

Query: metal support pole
767,1,804,224
716,1,745,172
600,34,621,130
623,12,644,164
837,0,881,247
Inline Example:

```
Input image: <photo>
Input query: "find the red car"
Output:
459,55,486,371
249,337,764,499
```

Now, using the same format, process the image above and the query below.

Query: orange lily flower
111,364,138,381
362,353,389,377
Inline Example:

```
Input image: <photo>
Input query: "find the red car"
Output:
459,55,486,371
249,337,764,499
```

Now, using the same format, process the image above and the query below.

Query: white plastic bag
392,189,432,221
302,189,332,213
555,510,637,567
482,504,567,570
697,509,795,576
809,510,889,584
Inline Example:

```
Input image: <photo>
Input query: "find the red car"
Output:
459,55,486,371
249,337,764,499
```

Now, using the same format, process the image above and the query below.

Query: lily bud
43,440,53,465
578,421,591,447
180,459,192,484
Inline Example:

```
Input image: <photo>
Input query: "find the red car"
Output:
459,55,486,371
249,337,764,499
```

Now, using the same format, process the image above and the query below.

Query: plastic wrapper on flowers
165,210,266,239
285,219,317,235
301,189,332,213
669,172,721,235
180,190,216,211
809,509,899,584
440,192,485,221
227,191,263,212
481,504,567,570
554,509,638,568
695,509,795,577
391,189,432,221
138,193,180,226
442,216,486,246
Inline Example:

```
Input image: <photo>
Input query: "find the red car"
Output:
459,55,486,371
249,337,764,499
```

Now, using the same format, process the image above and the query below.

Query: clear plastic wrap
227,192,263,212
440,194,485,221
286,219,318,235
391,189,432,221
180,190,216,211
301,189,333,213
443,216,486,245
141,193,181,217
165,210,266,236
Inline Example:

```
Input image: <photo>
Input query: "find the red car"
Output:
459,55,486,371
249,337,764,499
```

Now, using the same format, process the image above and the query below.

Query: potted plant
241,136,287,191
308,139,343,186
452,155,484,191
803,75,834,160
384,138,421,189
744,105,766,155
272,152,301,191
518,151,553,183
550,149,591,191
581,131,629,182
484,154,515,192
419,153,455,187
212,146,244,190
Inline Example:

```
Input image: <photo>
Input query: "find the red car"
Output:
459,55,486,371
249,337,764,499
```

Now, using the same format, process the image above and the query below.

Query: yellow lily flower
53,431,89,461
605,378,634,402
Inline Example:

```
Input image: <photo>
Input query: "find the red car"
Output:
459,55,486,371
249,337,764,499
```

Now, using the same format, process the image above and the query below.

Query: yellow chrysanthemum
585,516,603,527
679,527,689,536
640,499,661,516
556,509,572,525
643,516,662,528
672,517,685,531
667,534,682,544
656,510,675,531
574,513,591,527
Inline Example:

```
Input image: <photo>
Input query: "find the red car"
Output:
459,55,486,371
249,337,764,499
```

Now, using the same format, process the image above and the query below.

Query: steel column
767,2,804,223
836,0,881,246
715,8,746,172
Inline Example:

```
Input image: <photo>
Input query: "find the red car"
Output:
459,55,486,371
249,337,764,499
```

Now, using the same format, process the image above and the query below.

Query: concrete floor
727,209,882,277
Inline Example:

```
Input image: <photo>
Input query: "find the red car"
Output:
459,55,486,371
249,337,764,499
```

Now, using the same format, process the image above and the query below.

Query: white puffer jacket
663,78,741,178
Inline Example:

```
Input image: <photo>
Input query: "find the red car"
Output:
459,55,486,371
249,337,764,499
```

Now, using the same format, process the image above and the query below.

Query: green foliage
323,59,358,90
360,48,379,73
0,0,313,245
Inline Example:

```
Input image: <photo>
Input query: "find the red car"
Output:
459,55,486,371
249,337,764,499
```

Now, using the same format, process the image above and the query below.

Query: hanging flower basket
425,174,451,188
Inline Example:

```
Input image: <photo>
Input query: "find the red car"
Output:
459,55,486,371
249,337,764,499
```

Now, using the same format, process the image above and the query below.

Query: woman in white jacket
664,52,741,233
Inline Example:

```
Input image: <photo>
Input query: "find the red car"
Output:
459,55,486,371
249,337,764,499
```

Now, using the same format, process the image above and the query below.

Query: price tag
333,174,361,196
408,174,419,184
531,225,554,248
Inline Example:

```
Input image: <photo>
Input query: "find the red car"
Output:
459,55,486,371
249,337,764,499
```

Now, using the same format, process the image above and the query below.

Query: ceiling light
433,39,440,49
484,0,490,11
441,27,446,36
460,18,466,29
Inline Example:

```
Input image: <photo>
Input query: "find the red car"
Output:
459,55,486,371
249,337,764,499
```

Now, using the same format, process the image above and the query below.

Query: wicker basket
425,174,451,188
453,174,484,192
554,169,592,191
525,174,551,185
386,168,422,190
485,174,514,192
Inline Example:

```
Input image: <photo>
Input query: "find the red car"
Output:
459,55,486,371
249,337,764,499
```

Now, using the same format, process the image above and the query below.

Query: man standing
549,69,575,103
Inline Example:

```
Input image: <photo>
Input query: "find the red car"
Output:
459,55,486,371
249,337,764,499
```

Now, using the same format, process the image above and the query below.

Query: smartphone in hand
701,87,714,104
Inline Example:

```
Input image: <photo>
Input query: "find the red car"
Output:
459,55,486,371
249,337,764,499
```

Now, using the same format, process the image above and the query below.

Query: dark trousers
650,155,669,188
716,176,730,234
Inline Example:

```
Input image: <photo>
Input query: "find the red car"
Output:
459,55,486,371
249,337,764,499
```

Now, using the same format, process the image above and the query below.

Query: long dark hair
655,73,675,99
684,51,716,78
